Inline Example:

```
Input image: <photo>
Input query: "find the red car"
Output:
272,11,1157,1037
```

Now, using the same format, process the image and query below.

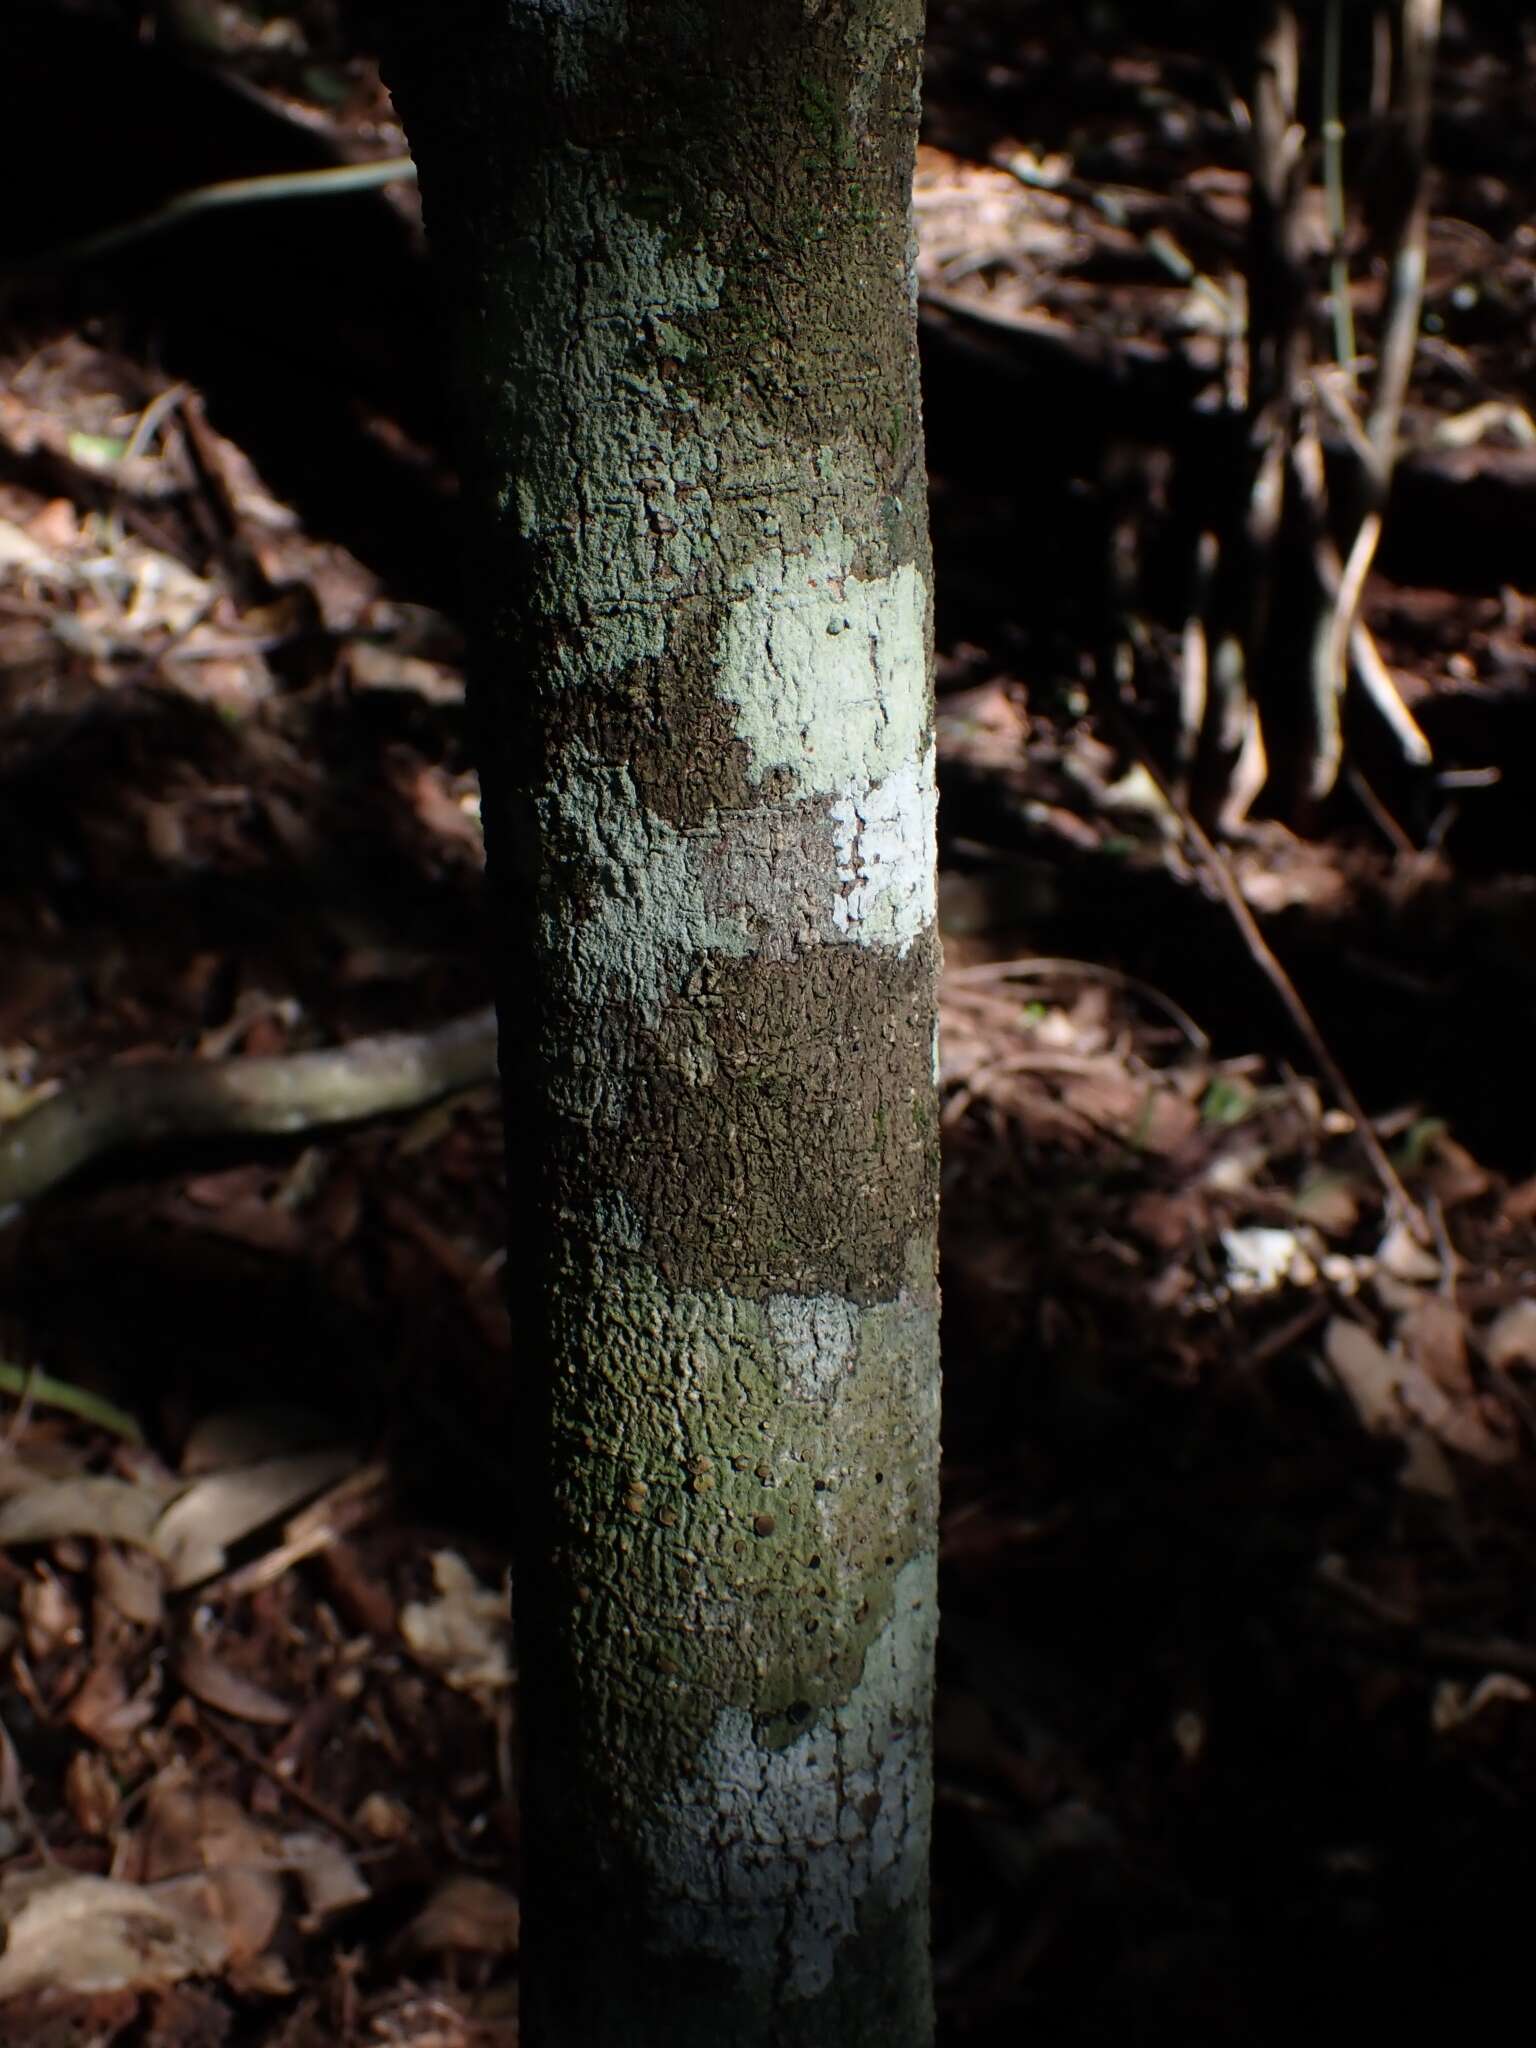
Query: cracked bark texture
382,4,938,2042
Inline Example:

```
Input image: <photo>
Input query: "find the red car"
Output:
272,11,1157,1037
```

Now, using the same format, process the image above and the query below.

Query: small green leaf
67,431,128,469
1201,1076,1253,1127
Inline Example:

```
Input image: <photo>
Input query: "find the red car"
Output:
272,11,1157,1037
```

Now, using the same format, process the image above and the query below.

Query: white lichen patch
828,742,937,952
765,1294,858,1401
647,1549,935,1997
544,729,933,1055
715,526,936,954
718,526,929,798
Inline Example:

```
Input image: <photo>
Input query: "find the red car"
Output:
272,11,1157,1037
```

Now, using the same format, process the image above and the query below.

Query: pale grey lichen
765,1293,859,1401
646,1549,935,1997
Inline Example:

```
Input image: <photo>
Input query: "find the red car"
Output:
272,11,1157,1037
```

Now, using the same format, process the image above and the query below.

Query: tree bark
381,6,940,2044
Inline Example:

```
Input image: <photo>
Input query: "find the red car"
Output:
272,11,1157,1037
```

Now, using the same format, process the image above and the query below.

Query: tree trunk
380,5,940,2044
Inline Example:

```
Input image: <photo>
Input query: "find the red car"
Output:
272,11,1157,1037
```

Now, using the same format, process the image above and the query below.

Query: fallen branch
0,1009,498,1217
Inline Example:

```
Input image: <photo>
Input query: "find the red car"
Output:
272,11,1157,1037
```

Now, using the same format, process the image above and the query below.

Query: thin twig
199,1709,373,1847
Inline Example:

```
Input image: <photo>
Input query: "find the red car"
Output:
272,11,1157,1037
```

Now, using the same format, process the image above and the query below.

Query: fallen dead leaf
281,1831,370,1929
1323,1317,1404,1436
67,1659,159,1748
63,1749,120,1838
399,1551,512,1703
0,1870,230,2001
355,1791,413,1842
1397,1296,1472,1394
20,1565,81,1661
1291,1169,1361,1236
1483,1298,1536,1372
174,1642,295,1727
0,1474,174,1551
94,1542,166,1629
198,1865,285,1967
1397,1428,1460,1501
154,1446,359,1591
402,1874,521,1958
1376,1220,1442,1285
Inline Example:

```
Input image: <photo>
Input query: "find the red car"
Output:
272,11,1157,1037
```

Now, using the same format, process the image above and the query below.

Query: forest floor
3,1,1536,2042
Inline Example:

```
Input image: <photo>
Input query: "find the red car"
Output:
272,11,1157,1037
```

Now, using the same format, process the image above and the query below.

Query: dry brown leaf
1125,1188,1204,1252
399,1551,512,1702
1325,1315,1514,1465
141,1779,365,1942
347,641,465,705
1376,1221,1442,1285
199,1867,285,1965
1323,1318,1403,1435
355,1791,413,1842
174,1643,295,1726
1397,1428,1459,1501
94,1543,166,1629
63,1749,120,1837
0,1871,230,2001
281,1831,370,1928
1422,1133,1491,1208
67,1660,158,1748
402,1874,521,1958
143,1779,273,1880
1397,1297,1472,1394
1292,1170,1361,1236
0,1475,173,1551
1483,1299,1536,1372
19,1566,81,1661
153,1447,359,1591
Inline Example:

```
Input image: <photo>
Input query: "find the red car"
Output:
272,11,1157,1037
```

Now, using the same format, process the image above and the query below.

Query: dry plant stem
1309,0,1441,796
1369,0,1440,478
1178,531,1217,785
1350,619,1432,763
13,158,418,274
0,1009,498,1214
1290,420,1430,767
1194,6,1305,814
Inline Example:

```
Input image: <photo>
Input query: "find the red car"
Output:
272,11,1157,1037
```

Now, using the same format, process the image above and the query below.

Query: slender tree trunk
381,6,940,2043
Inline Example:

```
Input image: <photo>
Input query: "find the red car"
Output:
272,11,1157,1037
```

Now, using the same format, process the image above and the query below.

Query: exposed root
0,1009,498,1217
